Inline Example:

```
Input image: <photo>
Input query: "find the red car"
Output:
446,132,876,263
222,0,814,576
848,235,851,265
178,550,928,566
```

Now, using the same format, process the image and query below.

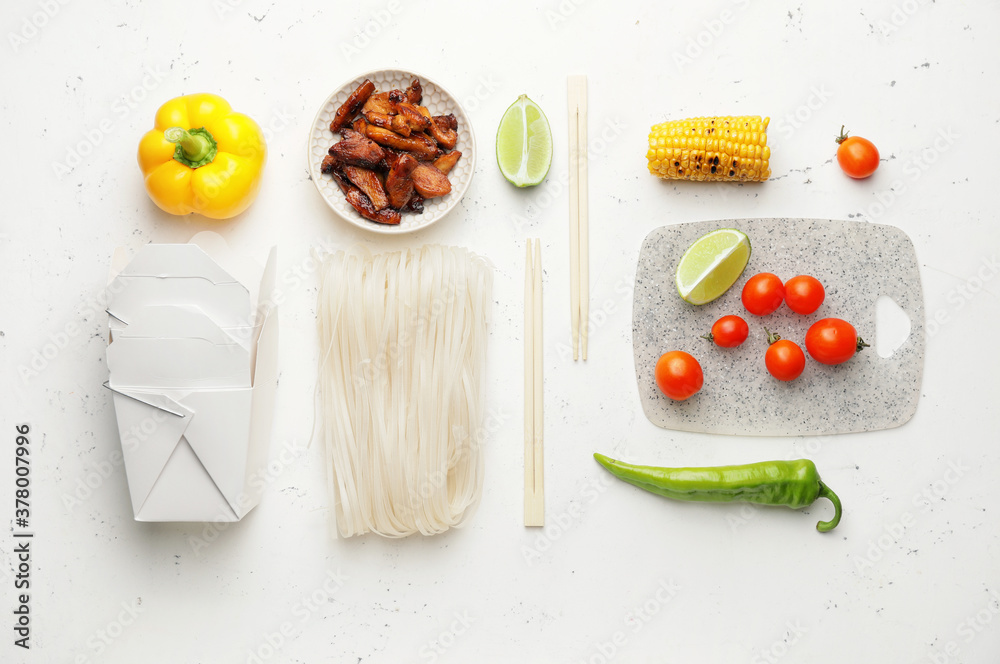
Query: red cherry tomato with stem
654,351,704,401
742,273,785,316
784,275,825,315
836,126,879,179
703,315,749,348
764,328,805,382
805,318,870,365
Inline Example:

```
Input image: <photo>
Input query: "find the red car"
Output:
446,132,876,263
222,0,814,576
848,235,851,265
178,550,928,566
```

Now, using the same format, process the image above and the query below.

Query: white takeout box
105,233,278,522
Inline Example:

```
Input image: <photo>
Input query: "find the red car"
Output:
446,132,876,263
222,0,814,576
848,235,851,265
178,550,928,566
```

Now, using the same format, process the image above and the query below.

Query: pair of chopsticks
524,239,544,527
567,75,590,361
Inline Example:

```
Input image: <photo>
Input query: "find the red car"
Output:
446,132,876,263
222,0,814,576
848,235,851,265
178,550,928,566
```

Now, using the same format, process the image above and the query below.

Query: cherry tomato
805,318,870,365
784,275,825,315
764,329,805,381
742,273,785,316
703,315,749,348
836,126,879,179
654,351,704,401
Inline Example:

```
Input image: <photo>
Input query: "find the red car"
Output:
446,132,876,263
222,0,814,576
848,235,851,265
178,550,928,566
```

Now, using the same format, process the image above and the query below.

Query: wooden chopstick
524,239,544,527
532,242,544,518
524,240,534,524
567,75,589,361
568,91,581,362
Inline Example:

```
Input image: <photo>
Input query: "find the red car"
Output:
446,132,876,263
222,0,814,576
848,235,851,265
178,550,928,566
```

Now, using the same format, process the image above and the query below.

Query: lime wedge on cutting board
496,95,552,187
675,228,751,305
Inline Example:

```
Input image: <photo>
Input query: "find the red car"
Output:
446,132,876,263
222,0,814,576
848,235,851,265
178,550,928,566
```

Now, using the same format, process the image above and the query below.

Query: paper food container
104,232,278,522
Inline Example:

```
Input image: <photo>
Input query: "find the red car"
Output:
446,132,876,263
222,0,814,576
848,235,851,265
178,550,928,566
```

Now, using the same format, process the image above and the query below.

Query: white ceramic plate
307,69,476,234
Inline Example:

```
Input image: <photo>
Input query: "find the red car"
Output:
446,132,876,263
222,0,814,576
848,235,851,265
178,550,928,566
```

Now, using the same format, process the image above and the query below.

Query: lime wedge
496,95,552,187
675,229,752,305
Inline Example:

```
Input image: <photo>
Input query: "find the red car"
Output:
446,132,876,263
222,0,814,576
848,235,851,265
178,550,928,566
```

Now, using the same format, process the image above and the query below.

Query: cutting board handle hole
875,295,911,358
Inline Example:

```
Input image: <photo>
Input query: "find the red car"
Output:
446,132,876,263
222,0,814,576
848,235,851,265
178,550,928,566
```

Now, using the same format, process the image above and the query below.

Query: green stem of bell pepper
593,453,842,532
163,126,217,168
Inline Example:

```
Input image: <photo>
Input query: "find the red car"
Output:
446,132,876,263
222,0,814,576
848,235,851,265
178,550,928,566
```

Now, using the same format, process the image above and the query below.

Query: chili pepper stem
164,126,218,168
815,481,842,532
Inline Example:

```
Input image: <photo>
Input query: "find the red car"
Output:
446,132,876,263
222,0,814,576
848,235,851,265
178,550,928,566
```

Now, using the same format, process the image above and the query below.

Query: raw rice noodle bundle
317,245,492,537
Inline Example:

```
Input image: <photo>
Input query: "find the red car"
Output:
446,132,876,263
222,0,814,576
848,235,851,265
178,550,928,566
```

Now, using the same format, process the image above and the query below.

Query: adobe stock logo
7,0,72,53
52,65,171,179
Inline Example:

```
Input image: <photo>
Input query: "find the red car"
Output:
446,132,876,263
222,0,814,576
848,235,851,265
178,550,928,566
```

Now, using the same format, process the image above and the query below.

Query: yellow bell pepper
138,93,266,220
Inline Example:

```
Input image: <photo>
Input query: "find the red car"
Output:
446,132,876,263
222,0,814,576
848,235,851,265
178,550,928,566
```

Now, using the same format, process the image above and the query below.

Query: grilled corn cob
647,115,771,182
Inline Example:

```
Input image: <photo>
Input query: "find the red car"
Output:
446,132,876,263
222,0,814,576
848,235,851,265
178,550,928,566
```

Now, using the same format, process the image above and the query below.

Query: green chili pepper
593,453,842,532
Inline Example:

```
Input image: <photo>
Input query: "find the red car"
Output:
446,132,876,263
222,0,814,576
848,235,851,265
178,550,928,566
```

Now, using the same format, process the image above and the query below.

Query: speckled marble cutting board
633,218,925,436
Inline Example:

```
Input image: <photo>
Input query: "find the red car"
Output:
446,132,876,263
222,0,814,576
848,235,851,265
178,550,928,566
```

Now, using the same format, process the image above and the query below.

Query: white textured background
2,1,999,662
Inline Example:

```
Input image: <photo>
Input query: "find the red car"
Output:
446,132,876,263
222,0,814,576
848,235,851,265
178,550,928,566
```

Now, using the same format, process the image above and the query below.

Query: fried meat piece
411,163,452,198
321,154,337,174
394,102,432,132
330,79,375,133
428,116,458,150
384,153,418,209
345,188,400,225
390,114,412,137
404,78,422,104
343,166,389,210
403,193,424,213
364,125,440,160
363,111,394,131
437,113,458,130
361,90,406,115
328,165,353,195
432,150,462,175
328,129,385,169
378,146,404,170
361,91,394,115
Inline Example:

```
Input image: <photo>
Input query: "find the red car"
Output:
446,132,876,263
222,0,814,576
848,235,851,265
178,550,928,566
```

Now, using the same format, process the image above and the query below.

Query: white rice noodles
317,245,492,538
